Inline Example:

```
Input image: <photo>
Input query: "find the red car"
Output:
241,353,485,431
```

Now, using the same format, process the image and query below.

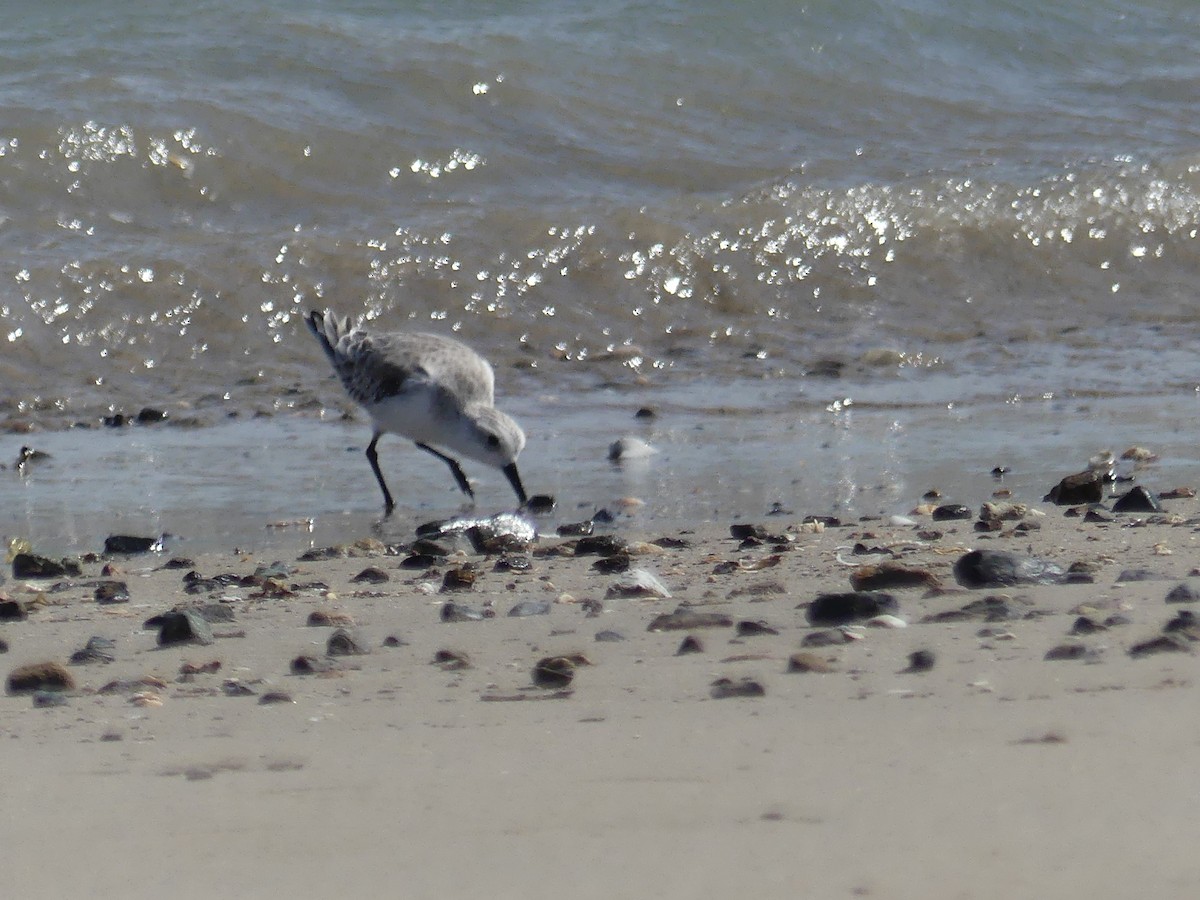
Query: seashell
865,614,907,629
130,692,163,707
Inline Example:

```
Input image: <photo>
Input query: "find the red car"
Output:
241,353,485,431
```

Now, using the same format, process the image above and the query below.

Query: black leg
365,432,396,515
415,442,475,500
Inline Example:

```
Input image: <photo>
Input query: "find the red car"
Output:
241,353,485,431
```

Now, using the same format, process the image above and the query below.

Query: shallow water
3,0,1200,552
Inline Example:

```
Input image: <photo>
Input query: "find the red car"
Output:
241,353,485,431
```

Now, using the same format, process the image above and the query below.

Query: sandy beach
3,477,1200,900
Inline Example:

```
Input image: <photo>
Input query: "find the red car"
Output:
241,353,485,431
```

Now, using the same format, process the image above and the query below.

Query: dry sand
4,493,1200,899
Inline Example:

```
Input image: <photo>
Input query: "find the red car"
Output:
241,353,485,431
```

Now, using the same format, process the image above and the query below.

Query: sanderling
305,309,528,514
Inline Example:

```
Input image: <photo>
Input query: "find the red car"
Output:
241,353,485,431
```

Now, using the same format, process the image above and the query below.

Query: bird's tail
305,309,353,364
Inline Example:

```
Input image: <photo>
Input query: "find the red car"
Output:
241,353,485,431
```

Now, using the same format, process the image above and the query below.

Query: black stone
931,504,972,521
0,600,27,622
556,520,594,538
156,609,215,647
952,549,1066,588
594,630,626,642
94,581,130,604
507,600,551,617
104,535,162,554
350,566,390,584
1165,579,1200,604
1112,485,1162,514
1045,469,1104,505
326,628,369,656
904,650,936,672
805,592,899,626
525,494,556,515
676,635,704,655
12,553,81,579
736,620,779,637
441,601,485,622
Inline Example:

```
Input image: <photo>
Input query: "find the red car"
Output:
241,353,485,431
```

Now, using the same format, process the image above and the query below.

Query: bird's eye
486,434,501,449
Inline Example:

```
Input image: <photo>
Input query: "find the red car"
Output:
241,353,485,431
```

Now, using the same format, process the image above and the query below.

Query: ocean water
3,0,1200,552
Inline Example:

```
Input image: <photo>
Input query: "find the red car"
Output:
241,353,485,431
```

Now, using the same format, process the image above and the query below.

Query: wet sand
3,483,1200,899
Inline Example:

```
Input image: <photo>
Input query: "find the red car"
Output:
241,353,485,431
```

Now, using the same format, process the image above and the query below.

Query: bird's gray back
331,329,496,409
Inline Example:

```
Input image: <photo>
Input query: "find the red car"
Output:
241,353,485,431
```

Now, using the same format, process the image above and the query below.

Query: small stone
557,520,595,538
69,636,116,665
608,436,656,461
1116,568,1169,583
432,649,471,670
850,563,940,592
179,660,220,676
805,592,899,626
953,549,1065,588
351,566,390,584
1070,616,1107,635
441,566,477,592
307,609,355,627
922,595,1029,623
931,504,972,521
607,569,671,600
594,629,625,642
94,581,130,604
222,680,256,697
494,554,533,573
801,629,853,647
157,609,215,647
399,553,437,569
326,628,369,656
1045,468,1104,505
7,661,75,694
290,655,339,675
1044,642,1091,661
1165,580,1200,604
676,635,704,655
735,620,779,637
647,608,733,632
382,635,407,647
1129,634,1193,658
787,652,835,673
0,600,27,622
710,677,765,699
103,535,163,554
136,407,169,424
441,601,486,622
903,650,936,673
259,691,294,705
532,656,575,688
12,553,82,579
33,690,69,708
592,553,631,575
507,600,551,617
525,494,556,515
1112,485,1162,513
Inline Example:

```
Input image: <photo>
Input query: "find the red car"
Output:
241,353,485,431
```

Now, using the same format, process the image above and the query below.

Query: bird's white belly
366,388,454,446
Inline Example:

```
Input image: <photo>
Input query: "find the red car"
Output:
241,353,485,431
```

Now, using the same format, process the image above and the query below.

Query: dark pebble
135,407,168,424
953,549,1065,588
441,601,486,622
326,628,369,656
787,652,835,673
307,609,355,627
647,608,733,632
805,592,898,626
592,554,631,575
1044,642,1091,661
259,692,294,705
1115,568,1170,583
557,520,595,538
1044,468,1105,505
222,680,256,696
594,630,626,642
525,494,556,515
931,504,972,521
676,635,704,655
904,650,936,673
441,566,477,592
508,600,551,617
494,554,533,573
33,690,69,708
350,566,390,584
922,595,1029,624
161,557,196,570
573,535,627,557
634,407,656,419
1166,579,1200,604
1129,634,1193,658
432,649,471,670
399,553,438,569
69,636,116,665
801,629,853,647
1104,614,1133,627
12,553,82,579
157,609,215,647
0,600,27,622
532,656,575,688
94,581,130,604
0,637,8,653
290,654,338,675
1112,485,1162,513
849,563,940,592
710,677,765,699
735,620,779,637
103,534,163,555
1163,611,1200,639
382,635,407,647
7,661,76,694
1070,616,1107,636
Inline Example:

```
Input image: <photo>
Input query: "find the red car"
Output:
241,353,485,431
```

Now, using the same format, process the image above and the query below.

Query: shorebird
305,309,528,514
